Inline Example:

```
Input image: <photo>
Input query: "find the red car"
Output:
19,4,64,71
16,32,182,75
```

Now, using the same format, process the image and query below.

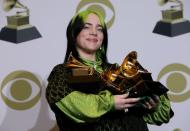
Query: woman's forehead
70,10,106,29
85,13,101,25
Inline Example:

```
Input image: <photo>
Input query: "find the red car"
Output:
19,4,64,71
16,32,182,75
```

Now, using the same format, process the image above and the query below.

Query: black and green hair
64,9,108,65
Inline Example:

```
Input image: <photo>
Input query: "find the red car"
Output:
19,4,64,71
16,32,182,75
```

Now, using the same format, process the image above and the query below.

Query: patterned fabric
56,90,114,123
46,64,73,105
53,110,149,131
46,63,173,131
46,64,149,131
143,94,174,125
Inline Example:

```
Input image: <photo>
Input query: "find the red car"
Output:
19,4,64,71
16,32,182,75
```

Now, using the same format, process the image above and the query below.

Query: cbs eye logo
173,128,182,131
76,0,115,29
157,63,190,103
0,70,42,110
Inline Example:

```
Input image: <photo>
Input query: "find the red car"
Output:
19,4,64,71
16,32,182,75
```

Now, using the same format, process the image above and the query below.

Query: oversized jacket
46,61,173,131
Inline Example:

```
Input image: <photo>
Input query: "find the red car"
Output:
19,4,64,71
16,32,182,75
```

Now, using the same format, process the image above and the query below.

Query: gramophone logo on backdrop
76,0,115,29
0,0,42,43
153,0,190,37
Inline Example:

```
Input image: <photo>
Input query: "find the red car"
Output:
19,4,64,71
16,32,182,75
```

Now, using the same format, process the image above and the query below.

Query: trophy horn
66,53,90,68
3,0,27,12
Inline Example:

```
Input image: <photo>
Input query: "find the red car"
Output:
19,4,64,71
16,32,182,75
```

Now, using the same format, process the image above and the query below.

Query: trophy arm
171,0,183,10
16,6,30,16
166,0,183,10
158,0,183,10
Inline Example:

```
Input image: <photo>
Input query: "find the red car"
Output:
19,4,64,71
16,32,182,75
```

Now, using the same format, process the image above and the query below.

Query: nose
90,27,97,36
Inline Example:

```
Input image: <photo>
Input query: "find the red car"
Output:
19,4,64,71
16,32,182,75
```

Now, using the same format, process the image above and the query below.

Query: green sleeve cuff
55,90,114,123
143,94,172,125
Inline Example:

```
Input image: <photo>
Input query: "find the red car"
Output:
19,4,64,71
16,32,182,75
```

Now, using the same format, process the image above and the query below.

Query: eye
0,70,42,110
76,0,115,29
157,63,190,103
83,25,90,29
97,26,103,32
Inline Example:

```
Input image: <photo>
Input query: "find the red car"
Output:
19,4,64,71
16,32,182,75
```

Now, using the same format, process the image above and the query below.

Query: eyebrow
85,23,103,28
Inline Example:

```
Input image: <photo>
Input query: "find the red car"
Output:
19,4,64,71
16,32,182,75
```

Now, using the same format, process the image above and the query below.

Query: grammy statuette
0,0,41,43
66,51,168,97
153,0,190,37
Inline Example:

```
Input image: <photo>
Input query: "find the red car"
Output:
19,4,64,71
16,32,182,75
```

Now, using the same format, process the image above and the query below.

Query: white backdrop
0,0,190,131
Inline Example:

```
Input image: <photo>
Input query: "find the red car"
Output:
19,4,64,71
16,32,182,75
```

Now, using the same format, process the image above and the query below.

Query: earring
100,47,102,50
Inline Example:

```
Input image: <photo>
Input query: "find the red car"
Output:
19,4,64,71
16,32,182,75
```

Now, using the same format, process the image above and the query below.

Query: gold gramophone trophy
0,0,41,43
65,52,168,97
100,51,168,97
153,0,190,37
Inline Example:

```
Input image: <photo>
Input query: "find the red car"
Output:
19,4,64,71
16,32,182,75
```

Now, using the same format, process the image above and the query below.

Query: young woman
46,9,173,131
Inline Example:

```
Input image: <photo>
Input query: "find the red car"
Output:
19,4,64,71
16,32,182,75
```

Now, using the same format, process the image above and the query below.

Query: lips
86,38,98,43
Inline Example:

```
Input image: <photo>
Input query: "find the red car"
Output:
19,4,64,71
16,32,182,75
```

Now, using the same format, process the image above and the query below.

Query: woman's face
76,13,104,55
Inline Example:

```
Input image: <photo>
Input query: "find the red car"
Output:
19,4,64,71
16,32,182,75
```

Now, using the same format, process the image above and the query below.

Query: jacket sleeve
143,94,174,125
46,64,73,105
56,90,114,123
46,64,114,123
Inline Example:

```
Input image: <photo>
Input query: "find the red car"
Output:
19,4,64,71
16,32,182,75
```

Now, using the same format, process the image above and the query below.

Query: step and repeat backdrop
0,0,190,131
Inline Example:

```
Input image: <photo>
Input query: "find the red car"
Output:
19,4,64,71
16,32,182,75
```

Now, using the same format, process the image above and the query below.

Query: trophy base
0,25,42,43
129,80,168,98
153,19,190,37
68,75,103,94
